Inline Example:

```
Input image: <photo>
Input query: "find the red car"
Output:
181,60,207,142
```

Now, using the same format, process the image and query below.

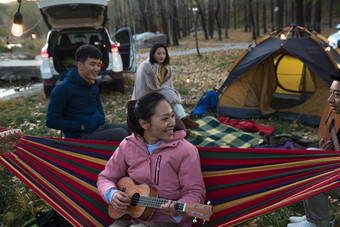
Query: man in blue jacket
46,44,130,142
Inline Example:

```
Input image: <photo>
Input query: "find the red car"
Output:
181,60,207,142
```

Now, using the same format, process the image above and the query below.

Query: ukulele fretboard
132,195,186,212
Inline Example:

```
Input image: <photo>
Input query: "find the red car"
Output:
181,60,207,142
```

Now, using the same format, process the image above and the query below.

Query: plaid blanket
185,116,262,147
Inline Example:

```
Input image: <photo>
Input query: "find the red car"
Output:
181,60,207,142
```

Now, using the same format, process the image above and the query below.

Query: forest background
1,0,340,48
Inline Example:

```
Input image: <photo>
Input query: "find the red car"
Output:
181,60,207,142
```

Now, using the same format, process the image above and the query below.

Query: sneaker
181,116,199,130
289,215,306,223
287,220,317,227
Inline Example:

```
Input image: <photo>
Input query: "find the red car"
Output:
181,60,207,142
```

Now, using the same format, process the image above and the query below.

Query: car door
112,27,136,73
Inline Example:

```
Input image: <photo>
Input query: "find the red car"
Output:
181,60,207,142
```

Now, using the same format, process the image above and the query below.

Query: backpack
21,209,72,227
191,90,218,118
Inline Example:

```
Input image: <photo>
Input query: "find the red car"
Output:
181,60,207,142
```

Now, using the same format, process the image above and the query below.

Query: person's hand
160,200,181,216
111,191,130,211
319,138,334,150
81,124,85,131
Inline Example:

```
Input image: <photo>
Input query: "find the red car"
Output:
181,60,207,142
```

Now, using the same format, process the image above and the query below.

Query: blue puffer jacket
46,68,105,138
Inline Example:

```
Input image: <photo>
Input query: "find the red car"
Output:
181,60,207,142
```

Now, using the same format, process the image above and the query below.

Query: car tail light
111,44,119,53
44,79,53,84
113,73,121,78
41,49,49,58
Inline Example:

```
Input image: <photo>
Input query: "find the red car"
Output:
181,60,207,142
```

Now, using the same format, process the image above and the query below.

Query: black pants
79,123,131,142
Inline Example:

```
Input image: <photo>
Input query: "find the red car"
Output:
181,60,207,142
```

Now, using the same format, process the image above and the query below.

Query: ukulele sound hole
130,193,140,206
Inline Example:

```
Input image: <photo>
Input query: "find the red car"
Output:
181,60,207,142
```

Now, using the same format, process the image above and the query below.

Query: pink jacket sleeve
177,144,206,205
96,145,128,201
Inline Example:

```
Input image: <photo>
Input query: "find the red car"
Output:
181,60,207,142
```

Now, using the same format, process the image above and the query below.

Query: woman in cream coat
132,43,199,130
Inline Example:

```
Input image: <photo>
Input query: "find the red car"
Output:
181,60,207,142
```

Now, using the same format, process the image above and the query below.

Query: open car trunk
49,29,110,74
38,0,107,30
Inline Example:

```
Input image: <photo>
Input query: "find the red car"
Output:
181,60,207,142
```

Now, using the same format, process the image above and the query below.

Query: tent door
270,55,316,110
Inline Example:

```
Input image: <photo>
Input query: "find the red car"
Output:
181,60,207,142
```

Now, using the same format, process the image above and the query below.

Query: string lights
6,37,11,49
280,34,287,40
11,0,23,37
31,31,37,39
186,76,190,84
324,46,332,52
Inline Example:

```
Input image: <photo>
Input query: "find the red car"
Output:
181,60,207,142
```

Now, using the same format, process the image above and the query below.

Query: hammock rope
1,131,340,227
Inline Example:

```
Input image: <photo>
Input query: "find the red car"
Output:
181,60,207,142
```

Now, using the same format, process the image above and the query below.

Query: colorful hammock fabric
1,130,340,227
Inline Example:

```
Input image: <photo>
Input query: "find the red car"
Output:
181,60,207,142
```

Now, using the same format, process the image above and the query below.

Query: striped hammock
1,128,340,227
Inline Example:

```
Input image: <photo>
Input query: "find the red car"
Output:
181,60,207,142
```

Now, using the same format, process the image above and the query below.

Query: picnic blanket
217,116,275,135
186,116,262,147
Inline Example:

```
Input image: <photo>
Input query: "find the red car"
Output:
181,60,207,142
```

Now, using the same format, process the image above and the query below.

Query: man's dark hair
331,69,340,81
75,44,102,63
149,43,170,65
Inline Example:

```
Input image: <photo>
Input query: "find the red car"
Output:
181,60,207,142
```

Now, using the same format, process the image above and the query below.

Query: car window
57,33,103,47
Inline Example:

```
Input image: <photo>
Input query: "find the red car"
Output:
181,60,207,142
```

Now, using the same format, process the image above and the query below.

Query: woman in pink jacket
131,43,199,130
97,92,206,227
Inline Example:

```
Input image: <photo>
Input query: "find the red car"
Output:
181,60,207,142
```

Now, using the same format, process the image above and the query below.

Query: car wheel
44,85,55,98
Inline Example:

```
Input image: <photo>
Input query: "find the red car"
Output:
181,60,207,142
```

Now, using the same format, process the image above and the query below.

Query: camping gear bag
191,90,218,118
21,209,72,227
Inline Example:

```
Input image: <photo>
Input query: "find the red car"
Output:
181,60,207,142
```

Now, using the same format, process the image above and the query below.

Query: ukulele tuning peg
203,220,206,224
193,217,197,223
207,201,211,205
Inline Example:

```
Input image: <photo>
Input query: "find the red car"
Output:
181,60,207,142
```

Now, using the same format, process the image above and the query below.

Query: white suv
37,0,136,97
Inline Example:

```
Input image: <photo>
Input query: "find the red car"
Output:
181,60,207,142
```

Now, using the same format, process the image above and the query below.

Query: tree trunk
227,0,230,29
255,0,259,36
225,0,229,38
222,0,227,28
329,0,333,28
295,0,303,27
233,0,237,29
270,0,274,31
285,0,289,25
262,0,267,33
122,0,127,27
170,0,179,45
196,0,209,40
127,0,136,35
182,1,188,37
117,0,123,28
173,0,181,39
313,0,322,33
215,0,222,40
208,0,214,38
138,0,149,32
147,0,156,32
159,0,170,44
189,0,194,33
305,0,312,28
248,0,256,40
277,0,284,28
290,0,294,26
194,12,201,56
244,0,248,32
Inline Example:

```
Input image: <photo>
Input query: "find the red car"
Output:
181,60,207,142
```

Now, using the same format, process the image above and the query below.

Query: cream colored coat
132,59,181,105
